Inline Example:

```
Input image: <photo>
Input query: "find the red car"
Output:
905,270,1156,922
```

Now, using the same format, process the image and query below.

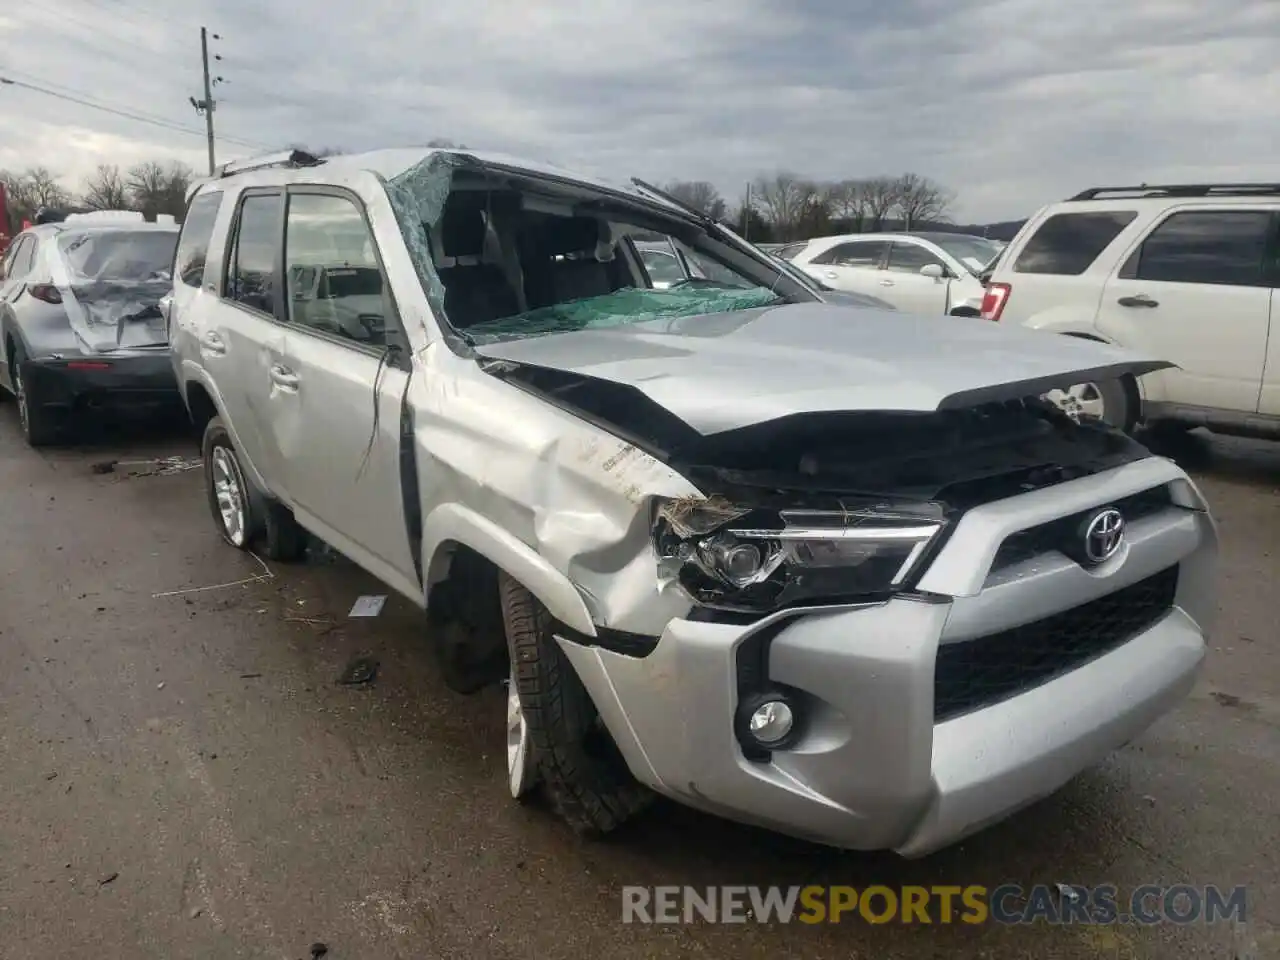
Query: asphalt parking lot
0,411,1275,960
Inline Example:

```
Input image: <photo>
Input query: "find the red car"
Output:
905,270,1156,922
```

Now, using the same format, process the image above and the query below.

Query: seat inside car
432,196,522,328
517,215,622,309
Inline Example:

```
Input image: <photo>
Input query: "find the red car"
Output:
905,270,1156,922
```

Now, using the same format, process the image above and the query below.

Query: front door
882,242,951,314
1095,208,1276,414
272,187,419,598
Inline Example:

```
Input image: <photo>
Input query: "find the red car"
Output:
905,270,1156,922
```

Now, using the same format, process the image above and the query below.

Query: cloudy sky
2,0,1278,222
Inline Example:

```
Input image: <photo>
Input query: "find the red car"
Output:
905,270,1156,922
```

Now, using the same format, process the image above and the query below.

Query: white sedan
789,232,1003,316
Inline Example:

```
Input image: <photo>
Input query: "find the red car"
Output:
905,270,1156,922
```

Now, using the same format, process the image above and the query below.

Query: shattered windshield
381,154,812,347
466,286,782,344
57,230,178,283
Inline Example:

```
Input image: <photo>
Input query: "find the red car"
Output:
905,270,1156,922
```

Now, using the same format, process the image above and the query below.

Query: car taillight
980,282,1010,321
27,283,63,304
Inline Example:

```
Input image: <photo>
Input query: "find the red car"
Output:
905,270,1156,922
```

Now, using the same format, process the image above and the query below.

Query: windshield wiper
629,178,717,226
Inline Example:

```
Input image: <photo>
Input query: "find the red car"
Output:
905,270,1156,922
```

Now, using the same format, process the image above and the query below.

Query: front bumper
556,456,1217,857
25,351,180,411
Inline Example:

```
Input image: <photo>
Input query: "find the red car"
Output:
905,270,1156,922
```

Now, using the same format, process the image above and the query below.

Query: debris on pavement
188,907,203,920
44,772,57,781
348,595,387,618
239,673,262,679
99,872,119,886
310,944,329,959
153,551,273,599
1054,883,1084,905
337,656,379,686
105,455,203,480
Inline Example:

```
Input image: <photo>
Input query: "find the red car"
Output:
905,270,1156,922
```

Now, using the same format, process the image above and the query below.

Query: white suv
982,183,1280,437
165,149,1216,858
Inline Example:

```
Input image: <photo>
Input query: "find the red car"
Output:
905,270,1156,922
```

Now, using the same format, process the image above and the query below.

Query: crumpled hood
476,301,1171,436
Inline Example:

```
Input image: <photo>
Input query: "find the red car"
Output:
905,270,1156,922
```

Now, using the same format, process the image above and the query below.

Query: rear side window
1014,211,1137,275
811,241,887,267
6,236,36,279
224,192,283,315
1120,210,1274,287
174,191,223,288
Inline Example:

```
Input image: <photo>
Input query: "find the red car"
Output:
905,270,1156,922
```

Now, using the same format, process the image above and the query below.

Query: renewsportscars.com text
621,884,1247,926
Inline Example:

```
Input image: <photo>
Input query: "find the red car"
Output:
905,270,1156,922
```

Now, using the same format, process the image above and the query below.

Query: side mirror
920,263,945,280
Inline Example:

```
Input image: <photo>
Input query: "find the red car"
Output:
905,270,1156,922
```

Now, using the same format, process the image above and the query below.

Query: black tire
1093,376,1135,432
9,350,61,447
261,499,309,562
202,416,263,550
498,572,652,835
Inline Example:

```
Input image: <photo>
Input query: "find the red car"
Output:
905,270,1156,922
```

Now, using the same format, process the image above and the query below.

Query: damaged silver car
0,214,180,445
168,147,1218,857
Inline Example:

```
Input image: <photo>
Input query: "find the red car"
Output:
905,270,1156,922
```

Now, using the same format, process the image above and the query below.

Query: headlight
654,497,947,613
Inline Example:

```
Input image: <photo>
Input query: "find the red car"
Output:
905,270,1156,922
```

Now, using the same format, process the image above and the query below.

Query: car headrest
526,215,612,260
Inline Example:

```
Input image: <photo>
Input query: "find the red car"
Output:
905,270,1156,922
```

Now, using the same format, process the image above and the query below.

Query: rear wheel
10,350,61,447
203,417,261,550
499,572,652,834
1044,377,1133,431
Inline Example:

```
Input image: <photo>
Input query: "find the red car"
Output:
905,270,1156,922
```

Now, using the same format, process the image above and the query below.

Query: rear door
204,189,293,491
1256,233,1280,416
1096,208,1275,413
801,240,888,297
273,186,418,597
882,241,950,313
0,236,37,389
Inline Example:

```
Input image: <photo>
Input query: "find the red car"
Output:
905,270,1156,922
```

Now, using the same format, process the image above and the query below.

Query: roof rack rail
215,148,324,179
1068,183,1280,201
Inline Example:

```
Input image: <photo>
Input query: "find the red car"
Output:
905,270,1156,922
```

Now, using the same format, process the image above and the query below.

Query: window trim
173,189,224,290
218,186,287,323
1114,207,1280,289
282,184,407,364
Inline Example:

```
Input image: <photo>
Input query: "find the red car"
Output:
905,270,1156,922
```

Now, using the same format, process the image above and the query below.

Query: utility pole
189,28,223,175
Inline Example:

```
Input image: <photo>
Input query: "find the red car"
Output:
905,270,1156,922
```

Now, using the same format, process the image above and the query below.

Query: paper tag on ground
348,595,387,617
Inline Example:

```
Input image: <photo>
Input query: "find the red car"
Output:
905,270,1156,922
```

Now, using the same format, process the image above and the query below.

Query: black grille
989,486,1174,574
933,565,1179,722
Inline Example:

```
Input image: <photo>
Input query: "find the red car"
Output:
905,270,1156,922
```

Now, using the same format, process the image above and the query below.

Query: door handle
199,331,227,355
879,279,895,287
824,271,838,280
269,364,299,389
1117,294,1158,308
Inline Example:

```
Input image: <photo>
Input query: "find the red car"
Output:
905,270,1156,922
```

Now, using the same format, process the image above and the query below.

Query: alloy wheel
506,672,535,799
210,445,247,546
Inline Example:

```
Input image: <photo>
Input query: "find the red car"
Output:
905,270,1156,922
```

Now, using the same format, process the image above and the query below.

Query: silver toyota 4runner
166,148,1217,857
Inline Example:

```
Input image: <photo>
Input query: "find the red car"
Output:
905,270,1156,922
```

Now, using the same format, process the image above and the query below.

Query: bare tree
83,164,128,210
127,160,193,220
752,172,832,240
892,172,954,229
826,179,869,232
859,176,900,232
1,168,72,223
662,180,728,221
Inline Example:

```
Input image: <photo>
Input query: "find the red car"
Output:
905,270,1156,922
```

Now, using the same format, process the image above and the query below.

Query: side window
885,243,945,274
174,190,224,288
2,237,28,280
812,241,887,267
284,192,395,346
1014,211,1137,275
224,192,283,315
1121,211,1273,287
7,237,36,279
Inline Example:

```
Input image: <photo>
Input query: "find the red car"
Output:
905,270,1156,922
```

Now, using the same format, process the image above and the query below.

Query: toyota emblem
1083,508,1125,564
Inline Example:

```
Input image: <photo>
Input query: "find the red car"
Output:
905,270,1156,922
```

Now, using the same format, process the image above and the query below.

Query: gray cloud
2,0,1278,221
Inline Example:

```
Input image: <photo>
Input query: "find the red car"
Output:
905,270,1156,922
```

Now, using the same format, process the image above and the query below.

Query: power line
0,73,267,149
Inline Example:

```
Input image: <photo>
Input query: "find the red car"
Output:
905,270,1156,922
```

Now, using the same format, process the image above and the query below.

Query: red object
980,282,1011,321
27,283,63,304
66,361,112,370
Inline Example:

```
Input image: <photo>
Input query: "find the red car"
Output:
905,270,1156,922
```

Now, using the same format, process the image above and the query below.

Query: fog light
747,698,794,745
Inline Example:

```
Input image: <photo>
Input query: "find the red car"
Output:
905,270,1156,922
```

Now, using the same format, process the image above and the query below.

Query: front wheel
499,572,652,834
